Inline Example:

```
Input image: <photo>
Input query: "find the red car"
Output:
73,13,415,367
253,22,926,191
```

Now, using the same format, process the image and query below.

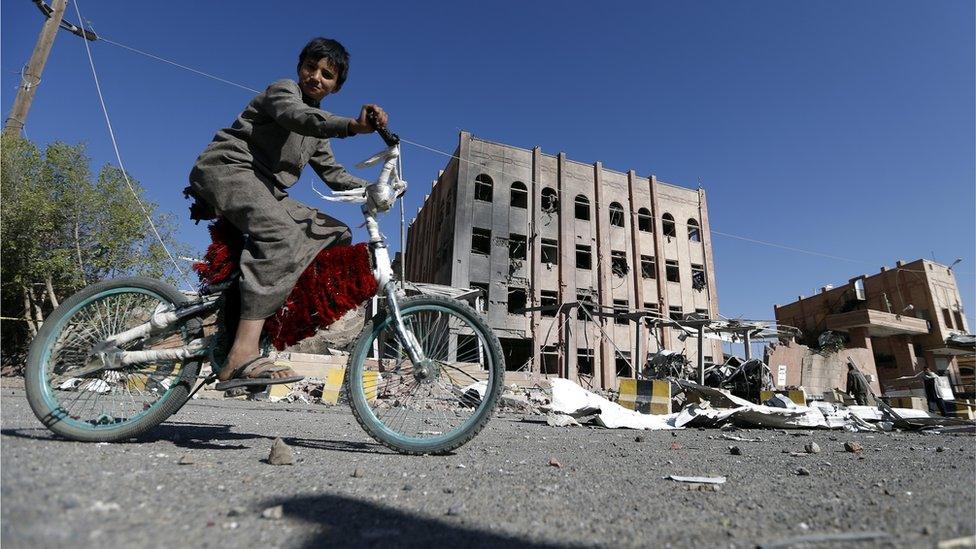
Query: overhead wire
86,31,972,280
71,1,194,291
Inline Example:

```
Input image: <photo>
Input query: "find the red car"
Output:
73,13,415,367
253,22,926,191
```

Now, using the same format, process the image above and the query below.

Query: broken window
470,282,489,313
576,244,592,270
666,259,680,282
691,264,706,291
541,345,560,375
510,182,527,208
662,213,676,237
644,302,660,315
613,299,629,325
954,310,965,331
641,255,656,279
616,351,632,378
942,308,954,329
638,208,653,232
577,348,594,376
609,202,625,227
541,238,558,264
508,287,527,315
669,305,684,321
576,292,596,320
500,337,532,371
687,218,701,242
509,233,527,260
574,194,590,221
611,250,628,277
541,187,558,214
541,290,558,317
471,227,491,255
474,174,493,202
694,308,709,319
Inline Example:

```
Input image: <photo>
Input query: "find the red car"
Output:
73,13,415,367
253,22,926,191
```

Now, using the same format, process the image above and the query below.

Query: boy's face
298,57,339,102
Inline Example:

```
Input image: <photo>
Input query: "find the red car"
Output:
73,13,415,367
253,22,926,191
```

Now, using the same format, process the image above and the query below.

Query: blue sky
3,0,973,326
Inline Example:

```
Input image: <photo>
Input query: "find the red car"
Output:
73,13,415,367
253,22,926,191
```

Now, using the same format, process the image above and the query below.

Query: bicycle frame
78,145,423,373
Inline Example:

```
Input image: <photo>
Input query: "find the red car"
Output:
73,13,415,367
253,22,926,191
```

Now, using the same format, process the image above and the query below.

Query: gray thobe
189,79,368,319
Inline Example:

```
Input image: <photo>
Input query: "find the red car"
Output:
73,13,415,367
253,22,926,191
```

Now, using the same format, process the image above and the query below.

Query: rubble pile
541,377,975,433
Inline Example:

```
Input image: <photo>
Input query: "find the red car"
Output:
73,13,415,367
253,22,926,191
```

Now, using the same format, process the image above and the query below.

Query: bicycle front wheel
24,277,202,442
347,295,504,455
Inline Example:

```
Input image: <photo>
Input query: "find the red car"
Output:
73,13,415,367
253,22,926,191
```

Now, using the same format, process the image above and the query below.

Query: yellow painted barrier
618,379,671,415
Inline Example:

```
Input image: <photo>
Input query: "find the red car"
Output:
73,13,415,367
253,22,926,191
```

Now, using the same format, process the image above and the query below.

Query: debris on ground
548,457,563,468
267,437,295,466
664,475,727,484
845,441,864,453
261,505,284,520
804,442,821,454
177,454,195,465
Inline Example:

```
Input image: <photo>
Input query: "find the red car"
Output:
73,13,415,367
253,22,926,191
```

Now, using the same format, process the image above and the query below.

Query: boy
188,37,388,391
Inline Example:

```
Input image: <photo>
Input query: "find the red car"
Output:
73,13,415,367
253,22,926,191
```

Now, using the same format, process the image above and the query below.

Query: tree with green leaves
1,134,188,368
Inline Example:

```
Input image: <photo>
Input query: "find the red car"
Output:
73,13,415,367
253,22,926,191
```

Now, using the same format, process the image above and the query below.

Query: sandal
214,356,304,391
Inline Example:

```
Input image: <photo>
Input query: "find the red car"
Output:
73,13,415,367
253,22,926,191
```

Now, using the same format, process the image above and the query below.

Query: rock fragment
177,454,195,465
352,467,366,478
267,437,295,466
548,457,563,468
844,441,863,453
804,442,821,454
261,505,284,520
729,446,742,456
795,467,811,476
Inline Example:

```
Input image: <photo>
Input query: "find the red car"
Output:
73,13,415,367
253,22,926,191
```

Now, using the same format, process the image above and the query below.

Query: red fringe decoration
193,218,378,350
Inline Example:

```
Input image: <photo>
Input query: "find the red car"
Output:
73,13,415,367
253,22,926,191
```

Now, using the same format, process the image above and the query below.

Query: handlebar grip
366,108,400,147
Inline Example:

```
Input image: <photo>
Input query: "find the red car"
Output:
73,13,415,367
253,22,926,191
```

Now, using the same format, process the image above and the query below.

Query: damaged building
404,132,722,390
772,259,974,400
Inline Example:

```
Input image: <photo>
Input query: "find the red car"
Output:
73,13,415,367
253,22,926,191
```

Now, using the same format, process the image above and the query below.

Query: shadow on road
265,493,570,549
1,422,258,450
2,424,405,456
283,436,394,455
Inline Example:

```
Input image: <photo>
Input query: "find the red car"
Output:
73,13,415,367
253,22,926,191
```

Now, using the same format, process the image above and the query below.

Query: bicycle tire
24,277,202,442
346,294,504,455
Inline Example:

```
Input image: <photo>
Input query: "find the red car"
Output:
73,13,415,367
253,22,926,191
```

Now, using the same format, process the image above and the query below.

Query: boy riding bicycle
187,37,388,391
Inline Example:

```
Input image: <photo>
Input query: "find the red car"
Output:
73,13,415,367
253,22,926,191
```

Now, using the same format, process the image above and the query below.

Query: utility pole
4,0,67,135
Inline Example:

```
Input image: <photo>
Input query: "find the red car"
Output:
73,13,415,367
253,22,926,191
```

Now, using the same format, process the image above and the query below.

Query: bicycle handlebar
366,107,400,147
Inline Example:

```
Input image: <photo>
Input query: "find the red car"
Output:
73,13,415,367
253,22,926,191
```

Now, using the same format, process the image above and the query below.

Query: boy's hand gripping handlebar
321,108,406,212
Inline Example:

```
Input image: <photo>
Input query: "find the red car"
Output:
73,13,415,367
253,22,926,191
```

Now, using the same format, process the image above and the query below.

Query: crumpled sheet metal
549,378,681,430
547,378,970,431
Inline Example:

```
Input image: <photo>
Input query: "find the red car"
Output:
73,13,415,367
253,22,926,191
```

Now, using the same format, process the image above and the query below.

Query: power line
76,32,976,278
72,1,194,291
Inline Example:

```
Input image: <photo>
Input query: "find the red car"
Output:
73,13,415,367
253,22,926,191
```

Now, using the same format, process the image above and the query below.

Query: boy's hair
298,38,350,91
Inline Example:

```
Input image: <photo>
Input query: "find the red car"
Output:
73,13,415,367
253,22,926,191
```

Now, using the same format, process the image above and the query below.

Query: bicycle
24,121,505,455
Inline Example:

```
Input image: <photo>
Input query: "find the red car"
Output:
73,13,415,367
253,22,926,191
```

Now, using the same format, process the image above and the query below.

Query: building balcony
825,309,930,337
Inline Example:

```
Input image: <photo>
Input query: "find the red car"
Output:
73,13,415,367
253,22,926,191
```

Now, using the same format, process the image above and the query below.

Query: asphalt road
2,381,974,548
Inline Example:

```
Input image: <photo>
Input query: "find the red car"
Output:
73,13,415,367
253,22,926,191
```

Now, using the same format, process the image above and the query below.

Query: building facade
405,132,722,390
773,259,972,396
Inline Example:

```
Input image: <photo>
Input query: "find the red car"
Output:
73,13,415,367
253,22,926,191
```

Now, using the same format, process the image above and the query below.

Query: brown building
773,259,972,396
404,132,722,390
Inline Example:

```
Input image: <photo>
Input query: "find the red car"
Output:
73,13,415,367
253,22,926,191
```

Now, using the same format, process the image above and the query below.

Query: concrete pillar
848,327,874,355
890,335,919,377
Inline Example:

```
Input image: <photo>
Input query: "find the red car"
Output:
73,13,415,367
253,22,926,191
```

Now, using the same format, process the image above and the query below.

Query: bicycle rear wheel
347,295,504,455
24,277,203,442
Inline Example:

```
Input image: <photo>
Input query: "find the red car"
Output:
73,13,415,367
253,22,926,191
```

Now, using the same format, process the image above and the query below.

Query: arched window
574,194,590,220
637,208,653,232
687,218,701,242
662,213,676,237
541,187,558,214
609,202,624,227
474,174,493,202
510,182,527,208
